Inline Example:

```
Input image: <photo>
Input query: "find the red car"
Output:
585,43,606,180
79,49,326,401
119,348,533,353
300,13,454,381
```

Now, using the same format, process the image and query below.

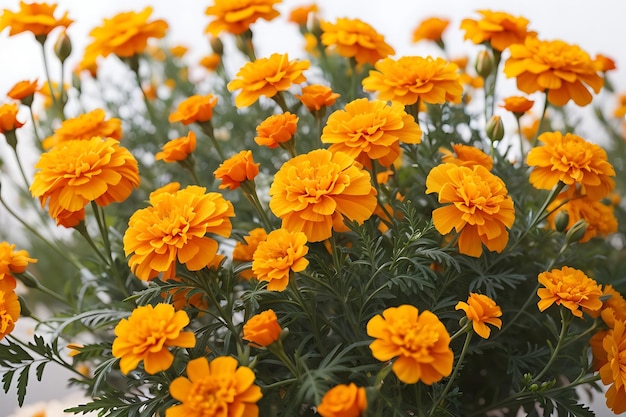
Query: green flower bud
554,211,570,232
565,219,588,243
475,49,494,78
486,115,505,142
54,29,72,63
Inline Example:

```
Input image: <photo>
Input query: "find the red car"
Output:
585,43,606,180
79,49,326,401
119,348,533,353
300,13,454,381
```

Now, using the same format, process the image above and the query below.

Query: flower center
188,376,237,417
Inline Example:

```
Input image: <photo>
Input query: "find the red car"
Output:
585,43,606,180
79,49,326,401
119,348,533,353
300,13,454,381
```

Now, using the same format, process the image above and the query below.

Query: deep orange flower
233,228,268,280
412,17,449,44
317,383,367,417
500,96,534,116
425,163,515,257
320,18,395,65
0,1,72,37
614,93,626,118
546,195,618,243
7,79,38,103
243,309,282,347
362,56,463,106
439,143,493,170
252,228,309,291
460,10,533,51
599,320,626,413
288,4,318,26
30,137,140,221
0,103,25,134
200,53,221,72
168,94,218,125
205,0,281,36
295,84,340,114
321,98,422,167
587,285,626,331
504,37,603,106
456,293,502,339
124,185,234,281
42,108,122,150
255,112,298,149
269,149,377,242
527,131,616,200
228,53,309,108
0,279,20,341
163,275,211,312
214,150,260,190
367,305,453,384
0,242,37,282
112,304,196,375
156,131,197,163
537,266,602,318
167,356,262,417
594,53,617,73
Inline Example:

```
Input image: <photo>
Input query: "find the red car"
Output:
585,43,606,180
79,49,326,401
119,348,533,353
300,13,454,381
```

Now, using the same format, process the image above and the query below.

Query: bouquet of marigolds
3,1,626,416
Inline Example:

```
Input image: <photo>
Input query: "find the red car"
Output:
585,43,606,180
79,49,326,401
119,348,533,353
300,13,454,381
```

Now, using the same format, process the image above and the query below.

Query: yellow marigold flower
156,131,197,163
0,1,72,37
599,320,626,413
243,309,282,347
233,228,268,280
362,56,463,106
214,150,260,191
425,163,515,257
295,84,340,114
456,293,502,339
42,108,122,150
317,383,367,417
460,10,533,52
199,53,221,72
168,94,218,125
124,185,234,281
288,4,318,26
527,131,616,200
269,149,377,242
546,195,618,243
500,96,534,116
0,242,37,282
367,305,453,384
227,53,309,108
504,37,603,106
205,0,281,36
30,137,140,220
0,103,25,134
537,266,603,318
7,79,39,104
112,304,195,375
412,17,449,44
439,143,493,170
167,356,263,417
321,98,422,167
0,280,20,341
252,228,309,291
320,17,395,65
255,112,298,149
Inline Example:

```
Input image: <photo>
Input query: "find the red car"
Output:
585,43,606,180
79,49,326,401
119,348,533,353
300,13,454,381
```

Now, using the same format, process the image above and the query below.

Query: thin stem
531,92,550,148
267,339,300,377
17,271,67,304
241,183,274,232
6,334,85,379
199,121,226,160
531,308,571,383
37,37,64,119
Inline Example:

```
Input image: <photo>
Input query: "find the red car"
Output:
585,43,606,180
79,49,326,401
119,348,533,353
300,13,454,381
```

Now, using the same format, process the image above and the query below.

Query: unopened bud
210,36,224,56
554,211,570,232
18,296,32,317
486,115,504,142
54,29,72,63
565,219,588,243
475,49,494,78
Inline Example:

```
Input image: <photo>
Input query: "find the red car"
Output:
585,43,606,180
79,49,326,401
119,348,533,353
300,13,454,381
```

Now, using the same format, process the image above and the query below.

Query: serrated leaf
2,369,14,393
35,362,46,381
17,364,30,406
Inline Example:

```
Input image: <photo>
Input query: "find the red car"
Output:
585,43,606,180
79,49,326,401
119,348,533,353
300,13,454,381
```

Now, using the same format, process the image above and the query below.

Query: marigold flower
546,195,618,243
504,37,603,106
537,266,603,318
412,17,449,44
317,383,367,417
124,185,235,281
456,293,502,339
288,4,318,26
367,304,453,384
233,228,268,280
0,1,72,38
320,17,395,65
42,108,122,150
269,149,377,242
500,96,534,116
0,242,37,282
243,309,282,347
200,53,221,72
321,98,422,167
156,131,197,163
527,131,616,200
112,303,196,375
599,320,626,413
168,94,218,125
252,228,309,291
7,79,39,104
588,285,626,330
439,143,493,170
0,280,20,341
163,276,210,312
295,84,340,113
167,356,262,417
362,56,463,106
255,112,298,149
0,103,25,134
425,163,515,257
594,53,617,73
30,137,140,221
460,10,533,51
205,0,281,36
214,150,260,190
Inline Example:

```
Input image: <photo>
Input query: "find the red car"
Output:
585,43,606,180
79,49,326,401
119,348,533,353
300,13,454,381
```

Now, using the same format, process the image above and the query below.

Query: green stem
6,334,85,379
530,308,571,383
37,37,64,119
17,271,67,304
267,339,300,377
531,92,550,148
199,121,226,160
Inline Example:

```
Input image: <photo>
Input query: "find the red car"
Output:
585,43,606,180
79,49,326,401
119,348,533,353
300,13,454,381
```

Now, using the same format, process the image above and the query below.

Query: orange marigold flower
156,131,197,163
30,137,140,220
200,53,221,72
594,53,617,73
269,149,377,242
163,276,210,312
320,17,395,65
0,280,20,341
167,356,262,417
460,10,534,51
546,195,618,243
205,0,281,36
412,17,449,44
504,37,603,106
252,228,308,291
367,304,453,384
599,320,626,413
614,93,626,118
255,112,298,149
288,4,318,26
321,98,422,167
295,84,340,114
439,143,493,170
112,303,196,375
214,150,260,190
233,228,268,280
42,108,122,150
0,103,25,134
537,266,603,318
425,163,515,257
500,96,534,116
7,79,38,103
242,309,282,347
168,94,218,125
227,53,309,108
588,285,626,330
124,185,234,281
0,242,37,282
317,383,367,417
362,56,463,106
455,293,502,339
53,207,84,229
527,131,616,200
0,1,72,37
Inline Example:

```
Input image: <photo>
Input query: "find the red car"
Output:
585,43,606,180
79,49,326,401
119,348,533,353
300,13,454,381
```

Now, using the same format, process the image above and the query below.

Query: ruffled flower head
205,0,281,36
320,17,395,65
252,228,309,291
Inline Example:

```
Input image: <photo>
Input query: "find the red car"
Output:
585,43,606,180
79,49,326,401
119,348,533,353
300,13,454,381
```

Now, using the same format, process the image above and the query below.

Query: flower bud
475,49,494,78
485,115,504,142
553,211,569,232
54,29,72,63
210,36,224,56
565,219,588,243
